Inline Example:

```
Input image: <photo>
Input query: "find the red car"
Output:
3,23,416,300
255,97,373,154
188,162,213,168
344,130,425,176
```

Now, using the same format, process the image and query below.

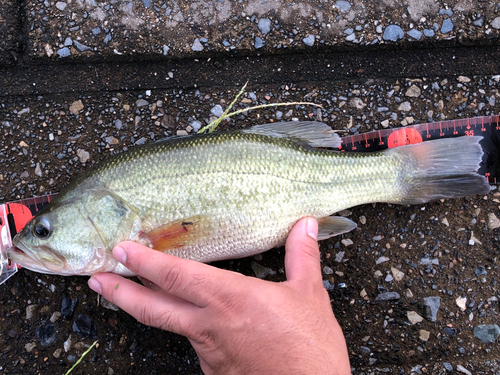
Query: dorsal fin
243,121,342,148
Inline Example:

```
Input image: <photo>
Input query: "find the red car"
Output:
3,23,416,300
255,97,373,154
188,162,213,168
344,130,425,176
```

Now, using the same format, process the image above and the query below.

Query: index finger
113,241,241,307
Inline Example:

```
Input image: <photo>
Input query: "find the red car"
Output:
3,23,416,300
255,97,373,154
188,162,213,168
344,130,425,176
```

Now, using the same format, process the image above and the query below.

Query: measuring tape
1,115,499,283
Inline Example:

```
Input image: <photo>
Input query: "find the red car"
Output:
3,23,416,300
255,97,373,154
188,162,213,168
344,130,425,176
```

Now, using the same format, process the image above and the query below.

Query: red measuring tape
0,115,498,282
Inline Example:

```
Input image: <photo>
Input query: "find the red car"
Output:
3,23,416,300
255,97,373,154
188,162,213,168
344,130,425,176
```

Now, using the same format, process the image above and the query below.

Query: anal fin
317,216,357,240
140,215,211,251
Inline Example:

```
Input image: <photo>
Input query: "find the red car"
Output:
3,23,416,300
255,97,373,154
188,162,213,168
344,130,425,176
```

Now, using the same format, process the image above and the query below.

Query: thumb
284,217,323,288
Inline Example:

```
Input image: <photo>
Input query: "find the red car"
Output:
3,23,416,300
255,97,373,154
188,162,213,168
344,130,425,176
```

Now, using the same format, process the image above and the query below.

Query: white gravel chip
341,239,353,246
405,85,421,97
375,256,389,265
488,213,500,229
407,311,424,325
391,267,405,281
456,365,472,375
456,296,467,311
76,149,90,163
69,100,84,115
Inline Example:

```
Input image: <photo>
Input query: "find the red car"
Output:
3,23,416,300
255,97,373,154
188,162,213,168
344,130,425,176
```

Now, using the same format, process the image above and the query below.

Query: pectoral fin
140,215,211,251
317,216,357,240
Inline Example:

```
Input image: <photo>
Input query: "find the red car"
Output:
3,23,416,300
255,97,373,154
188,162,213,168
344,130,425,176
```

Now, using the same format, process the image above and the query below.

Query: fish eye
33,217,52,239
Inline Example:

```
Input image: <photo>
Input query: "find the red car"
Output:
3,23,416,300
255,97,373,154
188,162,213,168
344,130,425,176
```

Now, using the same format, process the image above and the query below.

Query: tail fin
388,136,491,204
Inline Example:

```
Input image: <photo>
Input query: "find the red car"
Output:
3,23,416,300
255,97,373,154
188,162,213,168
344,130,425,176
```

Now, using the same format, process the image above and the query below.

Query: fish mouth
7,242,66,275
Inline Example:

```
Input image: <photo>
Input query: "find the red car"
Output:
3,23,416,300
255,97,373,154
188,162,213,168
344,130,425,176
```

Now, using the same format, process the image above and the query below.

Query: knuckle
156,263,184,293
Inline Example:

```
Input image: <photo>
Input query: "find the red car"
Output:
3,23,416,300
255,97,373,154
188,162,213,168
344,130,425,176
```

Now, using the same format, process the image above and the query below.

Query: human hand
87,218,351,375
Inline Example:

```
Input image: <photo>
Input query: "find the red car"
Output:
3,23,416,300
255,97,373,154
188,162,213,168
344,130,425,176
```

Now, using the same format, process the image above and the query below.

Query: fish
7,121,490,276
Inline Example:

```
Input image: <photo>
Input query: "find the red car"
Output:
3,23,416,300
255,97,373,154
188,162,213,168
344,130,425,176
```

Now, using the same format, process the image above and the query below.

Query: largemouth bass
8,121,490,276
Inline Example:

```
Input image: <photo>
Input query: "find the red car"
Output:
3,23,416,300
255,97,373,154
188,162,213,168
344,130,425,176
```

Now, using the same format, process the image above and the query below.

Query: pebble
61,293,79,320
423,297,441,322
443,327,457,337
488,213,500,229
405,85,421,97
323,266,334,275
423,29,435,37
456,365,472,375
105,136,119,145
341,239,353,246
475,266,487,277
407,311,424,324
73,314,97,338
419,330,430,341
258,18,271,35
323,280,335,291
407,29,422,40
25,342,36,352
443,362,453,372
473,324,500,343
53,348,63,359
211,104,224,117
251,261,276,279
73,41,93,53
254,37,264,49
191,39,204,52
359,215,366,225
376,256,389,264
398,101,411,111
55,1,67,11
135,99,149,107
302,35,315,47
26,304,37,319
100,297,120,311
50,311,61,323
334,251,345,263
335,1,351,13
77,149,90,163
57,47,71,57
64,335,72,352
69,100,84,115
36,322,56,346
391,267,404,281
375,292,400,302
382,25,404,42
492,17,500,29
189,120,202,132
385,274,393,282
35,162,43,177
456,296,467,311
441,19,454,34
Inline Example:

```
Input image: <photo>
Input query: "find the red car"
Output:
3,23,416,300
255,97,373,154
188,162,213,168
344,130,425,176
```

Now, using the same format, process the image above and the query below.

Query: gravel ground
1,76,500,374
1,0,500,374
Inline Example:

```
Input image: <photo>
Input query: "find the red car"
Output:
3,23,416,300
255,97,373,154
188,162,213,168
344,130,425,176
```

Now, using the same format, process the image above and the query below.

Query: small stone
376,256,389,265
36,323,56,346
191,39,204,52
26,305,37,320
25,342,36,352
407,29,422,40
53,348,63,358
456,296,467,311
473,324,500,343
100,297,120,311
385,274,393,282
251,261,276,279
475,266,487,277
374,270,383,278
335,1,351,12
323,266,334,275
55,2,67,11
135,99,149,107
254,37,264,49
73,314,97,338
189,120,202,132
492,17,500,29
419,330,430,341
405,85,421,97
443,327,457,337
441,217,449,226
458,76,471,83
73,41,93,53
381,119,389,128
406,289,414,298
105,136,119,145
64,335,72,352
323,280,334,291
456,365,472,375
334,251,345,263
407,311,424,324
375,292,400,302
302,35,315,47
391,267,404,281
488,213,500,229
382,25,404,42
50,311,62,323
398,101,411,111
441,19,453,34
349,97,366,109
257,18,271,35
69,100,84,115
423,297,441,322
76,149,90,163
341,239,353,246
61,293,78,320
443,362,453,372
359,215,366,225
57,47,71,58
67,355,77,363
211,104,224,117
35,162,43,177
423,29,435,37
360,289,367,298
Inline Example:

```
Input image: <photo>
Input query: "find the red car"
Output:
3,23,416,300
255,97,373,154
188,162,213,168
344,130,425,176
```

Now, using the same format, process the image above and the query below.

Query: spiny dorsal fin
317,216,357,240
243,121,342,148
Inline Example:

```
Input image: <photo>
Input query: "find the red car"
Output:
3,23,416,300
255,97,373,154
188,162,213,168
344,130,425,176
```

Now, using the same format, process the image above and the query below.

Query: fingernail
113,246,127,264
88,277,102,294
306,218,318,240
